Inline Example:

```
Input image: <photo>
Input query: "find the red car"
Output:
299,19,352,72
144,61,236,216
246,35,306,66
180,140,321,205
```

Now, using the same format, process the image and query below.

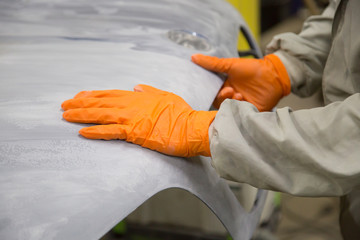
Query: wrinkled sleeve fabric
209,95,360,197
266,0,338,97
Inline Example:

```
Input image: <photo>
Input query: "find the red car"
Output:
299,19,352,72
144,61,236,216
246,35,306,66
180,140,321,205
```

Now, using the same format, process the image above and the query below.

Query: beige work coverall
209,0,360,238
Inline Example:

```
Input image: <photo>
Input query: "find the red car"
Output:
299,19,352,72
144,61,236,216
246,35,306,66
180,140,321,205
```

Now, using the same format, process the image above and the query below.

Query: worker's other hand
191,54,291,111
61,85,217,158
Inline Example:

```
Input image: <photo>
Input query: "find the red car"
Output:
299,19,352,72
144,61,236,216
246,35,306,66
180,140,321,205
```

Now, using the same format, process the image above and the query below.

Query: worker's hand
61,85,217,157
191,54,291,111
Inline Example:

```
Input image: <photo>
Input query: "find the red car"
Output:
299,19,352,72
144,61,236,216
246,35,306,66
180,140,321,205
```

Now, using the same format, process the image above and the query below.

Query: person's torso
323,0,360,104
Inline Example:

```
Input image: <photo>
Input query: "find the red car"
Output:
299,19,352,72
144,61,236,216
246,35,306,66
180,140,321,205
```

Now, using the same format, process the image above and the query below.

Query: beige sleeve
266,0,338,97
209,94,360,197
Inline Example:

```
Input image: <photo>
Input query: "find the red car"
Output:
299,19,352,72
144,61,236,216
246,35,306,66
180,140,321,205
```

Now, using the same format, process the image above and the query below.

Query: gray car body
0,0,265,239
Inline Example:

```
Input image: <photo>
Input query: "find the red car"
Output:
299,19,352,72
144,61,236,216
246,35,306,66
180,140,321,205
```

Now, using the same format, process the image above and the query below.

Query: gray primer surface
0,0,266,239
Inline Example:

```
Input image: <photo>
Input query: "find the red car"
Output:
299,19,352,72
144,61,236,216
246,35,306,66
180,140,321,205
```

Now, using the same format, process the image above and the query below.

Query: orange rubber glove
61,84,217,158
191,54,291,111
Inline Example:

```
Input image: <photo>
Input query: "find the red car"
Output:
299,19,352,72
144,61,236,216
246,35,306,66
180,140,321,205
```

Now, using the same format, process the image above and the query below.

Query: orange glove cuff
189,110,217,157
265,54,291,97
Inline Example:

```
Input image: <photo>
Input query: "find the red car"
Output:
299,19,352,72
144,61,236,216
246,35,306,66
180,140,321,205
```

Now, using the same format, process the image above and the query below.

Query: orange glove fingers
134,84,168,95
79,124,130,141
219,86,235,99
63,108,130,124
232,93,243,101
213,86,234,109
79,123,171,153
191,54,235,73
74,85,168,99
62,98,113,111
62,96,141,111
79,123,195,157
74,89,133,99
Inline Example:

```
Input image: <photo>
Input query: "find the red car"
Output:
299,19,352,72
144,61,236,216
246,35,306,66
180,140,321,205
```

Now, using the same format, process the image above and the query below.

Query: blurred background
101,1,343,240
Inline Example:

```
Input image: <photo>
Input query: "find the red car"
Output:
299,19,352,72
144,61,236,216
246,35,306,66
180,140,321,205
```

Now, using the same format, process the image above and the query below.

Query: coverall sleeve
266,0,338,97
209,95,360,197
